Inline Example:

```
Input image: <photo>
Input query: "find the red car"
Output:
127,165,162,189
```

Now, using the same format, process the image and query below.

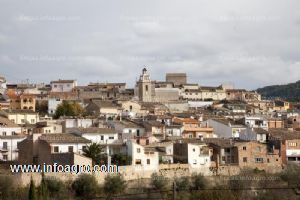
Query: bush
0,175,14,200
103,174,126,198
175,176,190,191
191,173,207,190
150,173,168,191
72,174,98,199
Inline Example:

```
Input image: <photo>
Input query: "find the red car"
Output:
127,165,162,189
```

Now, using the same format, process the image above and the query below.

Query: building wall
82,133,118,144
207,119,232,138
0,137,26,161
48,98,62,115
8,113,39,125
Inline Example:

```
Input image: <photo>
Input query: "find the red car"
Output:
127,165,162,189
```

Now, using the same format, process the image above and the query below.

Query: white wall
82,133,118,144
50,143,87,154
188,144,211,168
0,137,26,161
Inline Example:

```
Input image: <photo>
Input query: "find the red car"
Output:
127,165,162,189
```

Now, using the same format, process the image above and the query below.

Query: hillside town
1,68,300,185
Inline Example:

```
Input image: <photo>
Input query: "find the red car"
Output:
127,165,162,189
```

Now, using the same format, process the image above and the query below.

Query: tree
28,177,36,200
191,173,207,190
175,176,190,191
83,143,105,165
111,154,132,165
37,174,49,200
54,101,84,119
72,174,98,199
150,173,168,190
0,175,14,200
103,174,126,198
35,100,48,115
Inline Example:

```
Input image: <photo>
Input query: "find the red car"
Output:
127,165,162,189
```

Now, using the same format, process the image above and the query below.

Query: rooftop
39,133,91,144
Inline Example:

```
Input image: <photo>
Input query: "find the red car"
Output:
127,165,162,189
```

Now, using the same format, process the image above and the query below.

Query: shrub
72,174,98,199
103,174,126,198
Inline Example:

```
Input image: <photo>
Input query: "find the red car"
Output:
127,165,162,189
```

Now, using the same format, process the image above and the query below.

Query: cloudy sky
0,0,299,89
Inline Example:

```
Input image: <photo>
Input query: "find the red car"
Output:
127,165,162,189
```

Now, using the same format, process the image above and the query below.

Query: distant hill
256,80,300,102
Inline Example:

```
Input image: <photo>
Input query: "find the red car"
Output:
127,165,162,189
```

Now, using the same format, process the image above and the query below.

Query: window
243,146,247,150
243,157,247,162
3,142,7,150
129,105,133,111
53,146,59,153
12,131,16,135
101,135,104,140
21,119,25,123
137,148,141,153
145,85,148,91
137,129,140,136
288,142,297,147
222,156,225,161
136,139,140,144
3,155,8,161
147,159,150,165
255,158,263,163
192,148,195,152
31,119,35,124
135,159,141,165
68,146,73,153
129,129,132,133
2,132,6,136
82,146,87,151
108,136,114,140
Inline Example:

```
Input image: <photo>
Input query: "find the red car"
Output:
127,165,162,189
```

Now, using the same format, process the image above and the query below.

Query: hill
256,80,300,102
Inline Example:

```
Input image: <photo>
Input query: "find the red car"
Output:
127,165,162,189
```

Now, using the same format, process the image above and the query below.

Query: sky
0,0,300,89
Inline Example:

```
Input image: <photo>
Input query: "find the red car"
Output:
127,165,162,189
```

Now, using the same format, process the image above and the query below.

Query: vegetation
191,173,207,190
111,154,132,165
103,174,126,198
82,143,106,165
256,80,300,102
150,173,169,191
28,177,36,200
54,101,84,119
35,100,48,115
72,174,98,199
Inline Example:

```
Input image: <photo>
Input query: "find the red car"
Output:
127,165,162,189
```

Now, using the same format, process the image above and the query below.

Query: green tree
54,101,83,119
83,143,105,165
175,176,190,191
191,173,207,190
35,100,48,115
28,177,36,200
37,174,49,200
103,174,126,199
111,154,132,165
0,175,14,200
72,174,98,199
150,173,168,190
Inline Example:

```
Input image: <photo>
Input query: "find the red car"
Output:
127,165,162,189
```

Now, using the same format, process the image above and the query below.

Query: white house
239,128,268,143
174,143,211,168
50,80,77,92
38,133,91,154
4,110,39,125
75,127,119,145
165,125,183,137
244,116,268,130
126,140,159,171
206,118,246,138
112,120,146,140
0,117,26,161
48,98,62,115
